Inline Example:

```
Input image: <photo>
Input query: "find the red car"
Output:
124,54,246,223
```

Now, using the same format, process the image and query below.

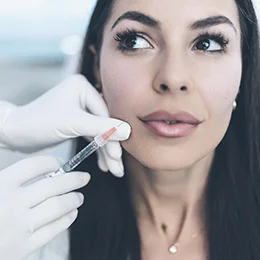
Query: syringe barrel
60,140,100,173
47,129,115,177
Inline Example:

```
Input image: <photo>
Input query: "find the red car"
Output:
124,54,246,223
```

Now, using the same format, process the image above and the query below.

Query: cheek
100,56,151,116
197,57,242,117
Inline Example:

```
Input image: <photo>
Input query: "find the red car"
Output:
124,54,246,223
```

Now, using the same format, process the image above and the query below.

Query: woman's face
96,0,242,170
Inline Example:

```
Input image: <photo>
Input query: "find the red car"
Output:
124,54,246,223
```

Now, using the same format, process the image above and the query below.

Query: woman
70,0,260,259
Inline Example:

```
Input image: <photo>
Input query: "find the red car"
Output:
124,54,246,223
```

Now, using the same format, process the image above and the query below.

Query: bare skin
92,0,242,258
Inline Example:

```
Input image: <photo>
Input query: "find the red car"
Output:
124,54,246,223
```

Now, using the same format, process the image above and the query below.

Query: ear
89,45,102,93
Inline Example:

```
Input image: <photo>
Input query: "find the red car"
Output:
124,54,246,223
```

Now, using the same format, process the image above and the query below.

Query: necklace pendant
169,245,178,254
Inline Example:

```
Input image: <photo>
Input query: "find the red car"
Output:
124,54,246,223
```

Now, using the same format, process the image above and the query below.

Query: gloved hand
0,156,90,260
0,74,131,177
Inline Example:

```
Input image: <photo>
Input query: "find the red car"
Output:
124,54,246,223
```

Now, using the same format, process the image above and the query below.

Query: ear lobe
89,45,102,92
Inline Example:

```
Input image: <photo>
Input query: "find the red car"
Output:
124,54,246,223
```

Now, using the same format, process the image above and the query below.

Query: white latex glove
0,155,90,260
0,74,131,177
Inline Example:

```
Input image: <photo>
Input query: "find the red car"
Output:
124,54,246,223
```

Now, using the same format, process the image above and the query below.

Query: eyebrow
111,11,237,34
111,11,160,30
190,15,237,34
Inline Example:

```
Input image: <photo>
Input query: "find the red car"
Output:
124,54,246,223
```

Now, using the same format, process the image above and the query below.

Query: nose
153,51,194,95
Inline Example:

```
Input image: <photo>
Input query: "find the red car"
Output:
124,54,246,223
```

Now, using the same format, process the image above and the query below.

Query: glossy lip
139,110,202,138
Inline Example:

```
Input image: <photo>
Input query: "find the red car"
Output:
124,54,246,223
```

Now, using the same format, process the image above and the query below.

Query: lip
140,110,201,124
139,110,202,138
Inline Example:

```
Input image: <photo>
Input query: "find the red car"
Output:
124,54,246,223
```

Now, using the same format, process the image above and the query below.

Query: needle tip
102,119,129,141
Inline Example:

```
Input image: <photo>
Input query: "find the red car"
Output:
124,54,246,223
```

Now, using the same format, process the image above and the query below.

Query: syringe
46,121,126,177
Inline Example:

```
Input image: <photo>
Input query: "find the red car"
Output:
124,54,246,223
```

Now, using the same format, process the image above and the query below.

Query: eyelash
114,28,151,52
193,32,230,53
114,28,230,54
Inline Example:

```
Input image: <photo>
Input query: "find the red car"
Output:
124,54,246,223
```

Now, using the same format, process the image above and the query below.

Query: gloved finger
29,192,83,231
64,75,131,141
21,171,90,208
82,134,124,175
29,210,77,252
102,151,124,177
74,74,109,116
0,156,61,187
81,136,108,172
96,149,109,172
104,141,123,160
63,112,131,141
107,158,124,178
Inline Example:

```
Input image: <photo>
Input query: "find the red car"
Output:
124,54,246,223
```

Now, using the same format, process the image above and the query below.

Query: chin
140,157,198,171
122,142,201,172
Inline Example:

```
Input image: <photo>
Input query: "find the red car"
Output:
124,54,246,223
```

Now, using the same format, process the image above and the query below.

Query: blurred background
0,0,259,169
0,0,96,105
0,0,97,169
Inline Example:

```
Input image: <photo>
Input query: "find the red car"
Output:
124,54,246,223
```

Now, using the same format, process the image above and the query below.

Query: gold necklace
161,224,203,254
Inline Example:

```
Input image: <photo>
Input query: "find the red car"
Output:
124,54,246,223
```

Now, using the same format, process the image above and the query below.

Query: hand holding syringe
0,120,127,259
46,121,127,177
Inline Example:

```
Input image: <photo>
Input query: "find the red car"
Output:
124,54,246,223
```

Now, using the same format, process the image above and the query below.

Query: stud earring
233,100,237,111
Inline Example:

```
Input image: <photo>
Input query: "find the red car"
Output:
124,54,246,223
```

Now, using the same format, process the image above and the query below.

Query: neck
124,151,214,245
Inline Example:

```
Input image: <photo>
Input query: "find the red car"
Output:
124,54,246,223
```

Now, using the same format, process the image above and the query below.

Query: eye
124,35,150,49
115,29,152,52
196,39,222,51
193,33,229,53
